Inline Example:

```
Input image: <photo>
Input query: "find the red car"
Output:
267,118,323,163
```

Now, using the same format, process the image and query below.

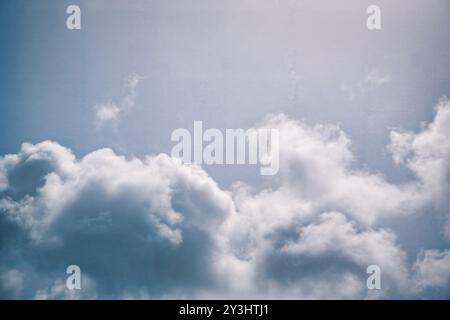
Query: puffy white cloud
215,100,450,299
389,98,450,205
281,212,410,291
0,141,233,298
248,113,423,226
1,99,450,299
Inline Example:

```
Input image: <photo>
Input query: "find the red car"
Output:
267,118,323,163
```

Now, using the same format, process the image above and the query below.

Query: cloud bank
1,99,450,299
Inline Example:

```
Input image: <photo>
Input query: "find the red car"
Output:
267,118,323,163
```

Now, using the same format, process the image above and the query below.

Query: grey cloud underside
1,100,450,299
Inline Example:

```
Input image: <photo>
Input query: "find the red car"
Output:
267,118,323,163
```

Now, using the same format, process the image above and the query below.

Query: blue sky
2,0,449,173
1,0,450,299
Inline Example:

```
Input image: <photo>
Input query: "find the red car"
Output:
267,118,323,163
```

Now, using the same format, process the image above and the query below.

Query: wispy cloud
341,69,391,100
94,73,143,128
94,102,120,128
364,69,392,87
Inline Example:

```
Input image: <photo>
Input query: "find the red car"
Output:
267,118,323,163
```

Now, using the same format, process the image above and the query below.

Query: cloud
121,73,142,110
364,70,392,87
0,270,24,297
0,141,233,298
444,217,450,241
94,74,143,128
245,113,424,226
214,99,450,299
389,97,450,204
280,212,410,290
1,99,450,299
94,103,120,128
413,250,450,290
341,69,391,101
34,277,98,300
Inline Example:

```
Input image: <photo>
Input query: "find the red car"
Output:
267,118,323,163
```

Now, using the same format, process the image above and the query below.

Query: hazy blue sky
1,0,449,182
1,0,450,299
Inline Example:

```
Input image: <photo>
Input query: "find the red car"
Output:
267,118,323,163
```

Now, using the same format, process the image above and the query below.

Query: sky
0,0,450,299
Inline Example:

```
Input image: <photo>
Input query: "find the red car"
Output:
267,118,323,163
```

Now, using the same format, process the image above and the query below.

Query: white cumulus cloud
1,99,450,299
